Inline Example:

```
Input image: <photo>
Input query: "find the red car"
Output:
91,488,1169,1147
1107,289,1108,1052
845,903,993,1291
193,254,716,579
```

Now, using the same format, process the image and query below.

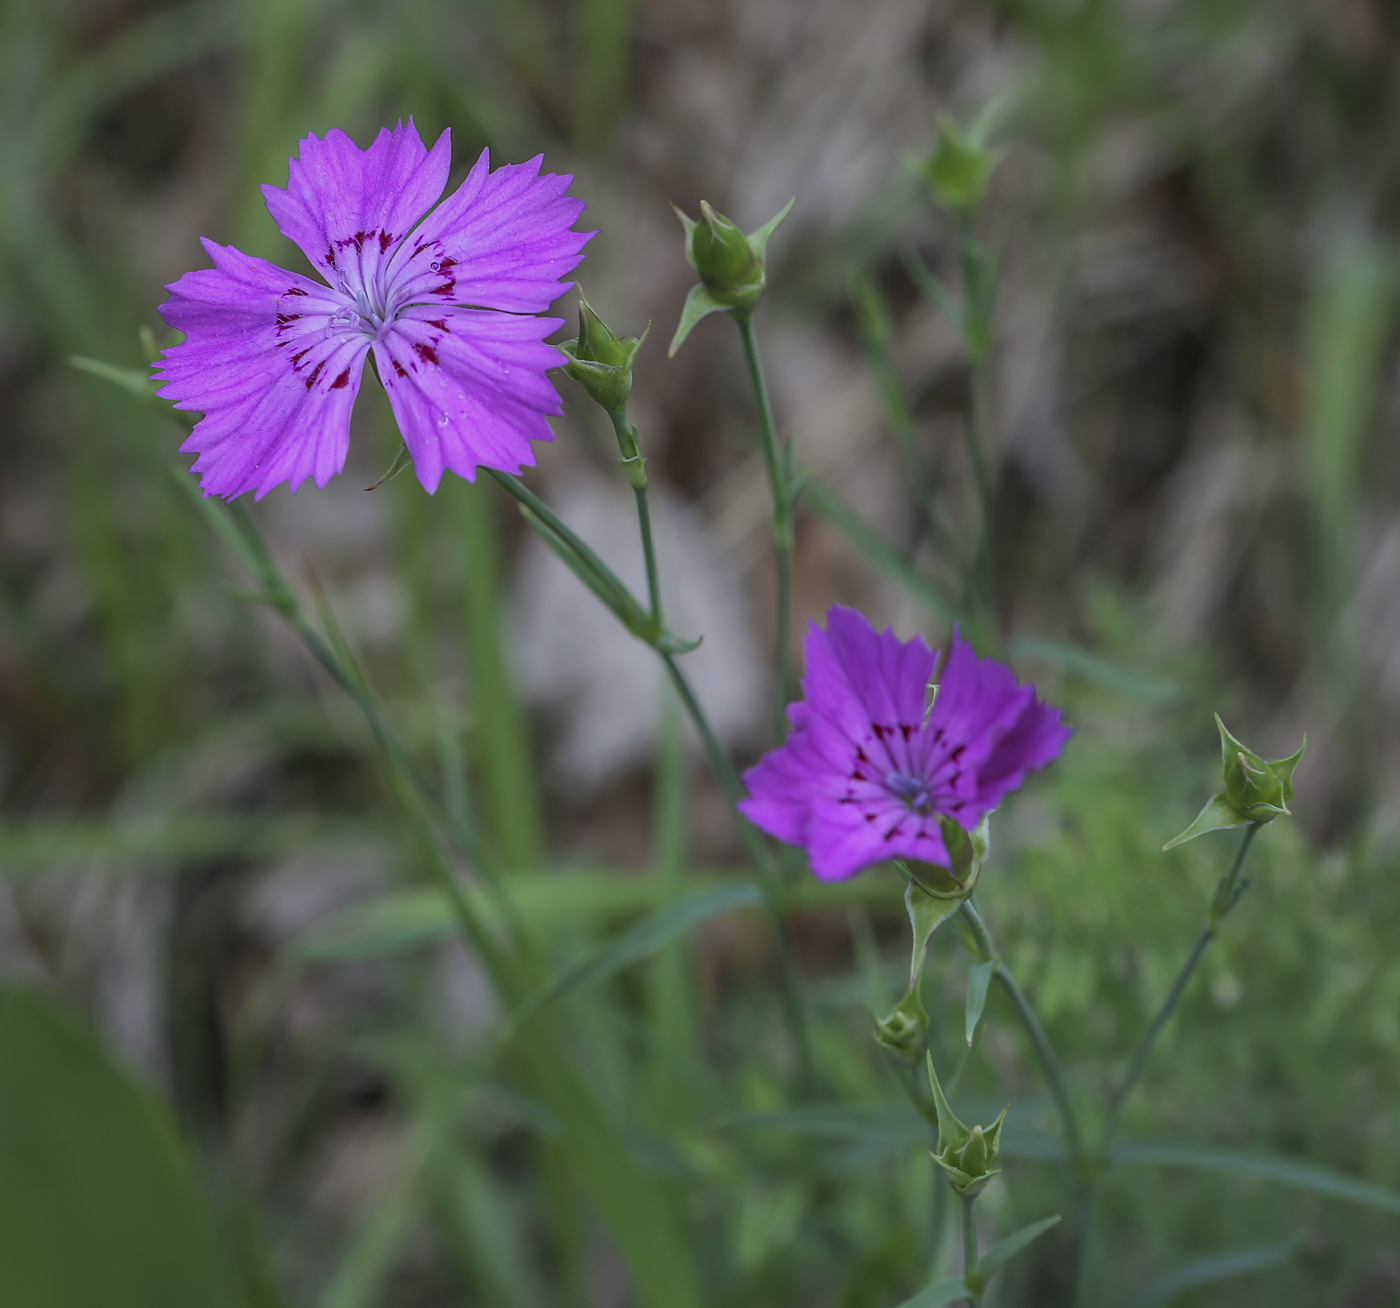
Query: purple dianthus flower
738,606,1071,881
154,121,591,499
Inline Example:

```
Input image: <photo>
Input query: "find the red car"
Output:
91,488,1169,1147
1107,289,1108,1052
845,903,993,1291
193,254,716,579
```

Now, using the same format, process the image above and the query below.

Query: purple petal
807,800,950,881
261,121,452,291
395,149,592,314
371,304,563,491
976,696,1072,803
154,240,368,499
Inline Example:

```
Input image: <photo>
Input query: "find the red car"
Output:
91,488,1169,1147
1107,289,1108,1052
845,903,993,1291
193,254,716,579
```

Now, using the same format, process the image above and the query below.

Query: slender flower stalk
962,1196,982,1305
1104,822,1262,1142
607,406,664,625
958,899,1085,1164
736,313,795,735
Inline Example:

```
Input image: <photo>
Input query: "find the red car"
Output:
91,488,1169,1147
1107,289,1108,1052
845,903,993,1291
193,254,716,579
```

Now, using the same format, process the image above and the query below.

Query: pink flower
738,607,1070,880
154,121,591,498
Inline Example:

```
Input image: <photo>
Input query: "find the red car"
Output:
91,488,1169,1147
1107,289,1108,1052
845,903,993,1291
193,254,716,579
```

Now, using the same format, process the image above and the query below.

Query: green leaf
1110,1140,1400,1215
506,882,764,1034
1124,1239,1299,1308
1162,792,1246,850
965,957,995,1045
0,987,244,1308
316,1191,414,1308
69,354,158,399
716,1105,928,1147
1005,635,1183,707
906,878,964,987
976,1214,1061,1281
891,1274,972,1308
668,282,729,355
365,442,414,491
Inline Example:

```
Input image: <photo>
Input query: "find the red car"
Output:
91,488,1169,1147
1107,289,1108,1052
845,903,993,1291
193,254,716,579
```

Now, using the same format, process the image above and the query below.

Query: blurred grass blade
1124,1238,1298,1308
317,1191,414,1308
976,1214,1061,1281
1110,1141,1400,1214
0,988,245,1308
802,477,958,621
1005,636,1182,706
965,957,994,1045
892,1274,972,1308
508,881,764,1032
69,355,157,399
719,1105,927,1145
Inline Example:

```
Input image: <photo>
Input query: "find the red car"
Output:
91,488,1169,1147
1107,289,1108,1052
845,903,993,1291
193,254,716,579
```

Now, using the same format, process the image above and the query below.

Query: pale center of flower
885,770,932,814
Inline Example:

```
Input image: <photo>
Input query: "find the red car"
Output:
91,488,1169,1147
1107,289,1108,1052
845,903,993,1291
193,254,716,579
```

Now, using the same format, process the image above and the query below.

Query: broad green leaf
0,987,244,1308
891,1274,972,1308
1124,1238,1298,1308
976,1214,1061,1281
506,882,764,1034
1110,1140,1400,1215
965,957,995,1045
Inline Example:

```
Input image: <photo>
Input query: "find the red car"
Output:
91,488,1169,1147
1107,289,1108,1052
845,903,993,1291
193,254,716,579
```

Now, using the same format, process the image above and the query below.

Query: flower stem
735,312,794,736
1104,822,1262,1141
955,213,996,635
957,899,1084,1164
607,406,664,626
961,1194,981,1305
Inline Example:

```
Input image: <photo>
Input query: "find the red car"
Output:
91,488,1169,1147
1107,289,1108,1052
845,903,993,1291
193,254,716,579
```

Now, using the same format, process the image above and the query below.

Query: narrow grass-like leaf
1005,636,1183,707
316,1191,413,1308
1124,1238,1299,1308
976,1214,1061,1281
891,1274,971,1308
1111,1140,1400,1215
965,958,994,1045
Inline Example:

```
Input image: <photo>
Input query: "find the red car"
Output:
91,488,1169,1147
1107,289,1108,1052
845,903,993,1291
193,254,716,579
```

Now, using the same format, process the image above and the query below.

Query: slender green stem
607,407,664,626
961,1194,981,1305
955,214,996,633
1104,823,1261,1139
224,505,523,952
735,313,794,734
958,900,1084,1163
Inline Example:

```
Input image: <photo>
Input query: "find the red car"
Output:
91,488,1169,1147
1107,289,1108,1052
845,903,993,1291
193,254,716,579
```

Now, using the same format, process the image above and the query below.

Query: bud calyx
557,290,648,415
927,1052,1007,1197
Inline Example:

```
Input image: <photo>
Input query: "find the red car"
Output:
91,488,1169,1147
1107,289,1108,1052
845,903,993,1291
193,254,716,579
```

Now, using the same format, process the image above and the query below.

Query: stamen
885,770,932,814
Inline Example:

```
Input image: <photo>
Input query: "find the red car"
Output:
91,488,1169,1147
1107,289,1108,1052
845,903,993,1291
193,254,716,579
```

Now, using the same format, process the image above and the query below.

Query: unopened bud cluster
928,1053,1007,1197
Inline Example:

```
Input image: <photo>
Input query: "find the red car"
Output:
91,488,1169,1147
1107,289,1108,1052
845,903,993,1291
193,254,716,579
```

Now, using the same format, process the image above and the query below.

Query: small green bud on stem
557,289,648,417
927,1051,1007,1197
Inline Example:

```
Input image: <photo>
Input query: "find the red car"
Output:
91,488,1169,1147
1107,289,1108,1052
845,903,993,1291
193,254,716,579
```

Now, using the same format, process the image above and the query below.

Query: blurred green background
3,0,1400,1305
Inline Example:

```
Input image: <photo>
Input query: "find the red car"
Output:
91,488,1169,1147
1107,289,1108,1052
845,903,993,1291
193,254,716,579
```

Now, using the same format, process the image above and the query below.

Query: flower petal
261,121,452,293
807,799,949,881
388,149,591,314
154,240,368,499
371,304,563,492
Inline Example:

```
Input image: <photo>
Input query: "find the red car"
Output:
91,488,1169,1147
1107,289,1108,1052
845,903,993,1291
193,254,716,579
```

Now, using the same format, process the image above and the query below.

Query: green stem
961,1194,981,1305
956,214,995,633
607,407,664,626
735,313,794,734
1104,823,1261,1140
958,899,1084,1163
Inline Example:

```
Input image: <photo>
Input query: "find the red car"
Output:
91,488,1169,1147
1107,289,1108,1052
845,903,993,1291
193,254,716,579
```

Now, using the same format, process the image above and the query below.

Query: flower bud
916,112,1001,214
669,198,794,353
927,1052,1007,1197
1164,716,1306,849
557,290,647,414
874,986,928,1065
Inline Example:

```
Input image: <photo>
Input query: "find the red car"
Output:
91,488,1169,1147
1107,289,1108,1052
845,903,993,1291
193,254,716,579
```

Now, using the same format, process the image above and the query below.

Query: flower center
885,770,932,814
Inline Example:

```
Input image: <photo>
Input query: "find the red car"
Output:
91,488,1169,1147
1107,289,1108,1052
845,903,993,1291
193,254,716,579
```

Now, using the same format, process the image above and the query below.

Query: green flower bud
1164,716,1306,850
557,290,647,414
874,985,928,1065
916,111,1002,214
927,1052,1007,1197
669,197,794,354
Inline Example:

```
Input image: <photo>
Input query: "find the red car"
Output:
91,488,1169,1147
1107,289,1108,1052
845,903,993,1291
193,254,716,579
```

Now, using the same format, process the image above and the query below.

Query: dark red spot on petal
379,230,394,254
331,368,351,389
305,360,326,389
413,341,439,366
949,745,966,762
325,247,337,268
855,747,870,763
392,360,408,378
285,286,307,297
900,723,913,740
883,823,903,841
428,319,448,332
865,812,878,823
275,312,301,326
432,281,455,296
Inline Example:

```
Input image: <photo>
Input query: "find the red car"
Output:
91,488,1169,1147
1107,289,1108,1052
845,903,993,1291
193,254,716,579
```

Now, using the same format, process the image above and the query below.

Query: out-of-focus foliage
3,0,1400,1305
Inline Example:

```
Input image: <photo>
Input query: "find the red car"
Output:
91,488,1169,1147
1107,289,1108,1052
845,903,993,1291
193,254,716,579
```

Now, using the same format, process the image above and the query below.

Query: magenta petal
371,305,563,491
399,149,592,314
154,241,368,499
261,121,451,289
